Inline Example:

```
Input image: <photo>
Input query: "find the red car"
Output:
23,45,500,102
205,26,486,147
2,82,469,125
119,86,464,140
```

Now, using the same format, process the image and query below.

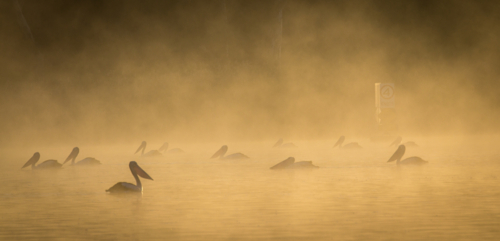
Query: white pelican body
273,138,297,148
387,145,427,165
63,147,101,166
106,161,154,193
333,136,362,149
135,141,162,157
22,152,62,169
158,142,185,154
270,157,318,170
211,145,249,160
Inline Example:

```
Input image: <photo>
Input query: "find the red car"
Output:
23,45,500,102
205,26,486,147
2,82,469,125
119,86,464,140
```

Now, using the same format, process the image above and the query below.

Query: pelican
387,145,427,165
211,145,249,159
270,157,318,170
63,147,101,166
332,136,362,149
158,142,185,154
389,136,402,147
135,141,162,157
22,152,62,169
273,138,297,148
106,161,153,193
403,141,419,147
389,136,418,147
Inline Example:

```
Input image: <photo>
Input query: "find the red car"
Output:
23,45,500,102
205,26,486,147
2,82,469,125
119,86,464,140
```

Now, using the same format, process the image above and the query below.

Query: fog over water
1,0,500,146
3,140,500,240
1,0,500,240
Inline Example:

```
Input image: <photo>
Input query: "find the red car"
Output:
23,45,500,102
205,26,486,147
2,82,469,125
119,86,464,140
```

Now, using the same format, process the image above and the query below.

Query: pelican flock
106,161,154,193
19,135,431,194
63,147,101,166
22,152,62,169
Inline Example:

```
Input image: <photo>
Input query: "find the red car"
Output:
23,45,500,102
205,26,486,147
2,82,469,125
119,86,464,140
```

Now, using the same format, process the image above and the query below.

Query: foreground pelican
270,157,318,170
63,147,101,166
333,136,362,149
158,142,185,154
22,152,62,169
135,141,162,157
387,145,427,165
273,138,297,148
211,145,249,159
106,161,154,193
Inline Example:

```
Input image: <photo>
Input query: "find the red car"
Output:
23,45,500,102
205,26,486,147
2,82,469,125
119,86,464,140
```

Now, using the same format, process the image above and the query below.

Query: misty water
1,138,500,240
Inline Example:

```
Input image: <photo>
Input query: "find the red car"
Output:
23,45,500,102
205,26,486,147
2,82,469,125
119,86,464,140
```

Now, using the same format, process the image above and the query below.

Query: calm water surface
1,139,499,240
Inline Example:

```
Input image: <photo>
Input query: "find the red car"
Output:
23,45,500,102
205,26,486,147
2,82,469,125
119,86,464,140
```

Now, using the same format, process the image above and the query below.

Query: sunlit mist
1,1,500,240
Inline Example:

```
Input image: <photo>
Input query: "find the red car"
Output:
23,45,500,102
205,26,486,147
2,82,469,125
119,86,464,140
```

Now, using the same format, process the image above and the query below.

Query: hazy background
1,0,499,147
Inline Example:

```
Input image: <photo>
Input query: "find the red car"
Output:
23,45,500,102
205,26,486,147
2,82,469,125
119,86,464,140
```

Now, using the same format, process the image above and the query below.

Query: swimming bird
106,161,153,193
63,147,101,166
22,152,62,169
332,136,362,149
211,145,249,159
158,142,185,154
403,141,419,147
387,145,427,165
389,136,402,147
135,141,162,157
270,157,318,170
390,136,418,147
273,138,297,148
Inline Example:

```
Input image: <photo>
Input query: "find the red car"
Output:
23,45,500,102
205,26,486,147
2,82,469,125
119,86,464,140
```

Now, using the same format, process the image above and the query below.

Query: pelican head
388,145,406,163
63,147,80,165
390,136,402,147
106,161,153,193
22,152,40,169
333,136,345,148
211,145,228,158
135,141,147,155
130,161,154,180
270,157,319,169
158,142,169,152
387,144,428,165
273,138,284,148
